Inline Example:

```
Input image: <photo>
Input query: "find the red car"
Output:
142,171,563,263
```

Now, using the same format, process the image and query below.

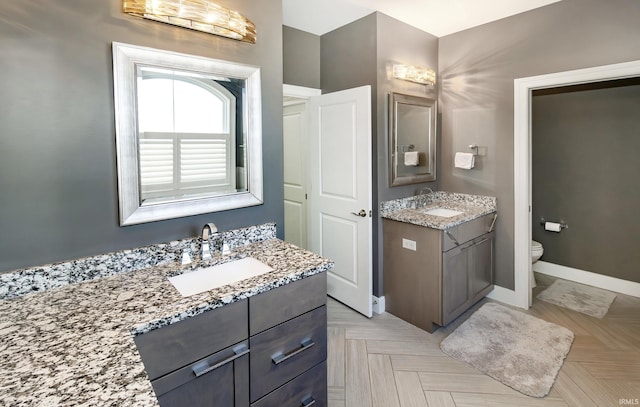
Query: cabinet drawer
251,361,327,407
135,299,248,380
442,213,497,252
249,272,326,335
153,340,250,407
250,306,327,402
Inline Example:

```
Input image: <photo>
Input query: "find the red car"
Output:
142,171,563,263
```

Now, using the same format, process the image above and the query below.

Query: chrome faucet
415,187,434,207
201,223,217,260
417,186,434,195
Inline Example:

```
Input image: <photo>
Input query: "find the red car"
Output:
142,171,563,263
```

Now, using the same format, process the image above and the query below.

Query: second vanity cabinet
134,272,327,407
383,213,496,333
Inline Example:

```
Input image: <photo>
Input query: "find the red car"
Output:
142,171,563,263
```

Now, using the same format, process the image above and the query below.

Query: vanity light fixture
123,0,257,44
393,64,436,86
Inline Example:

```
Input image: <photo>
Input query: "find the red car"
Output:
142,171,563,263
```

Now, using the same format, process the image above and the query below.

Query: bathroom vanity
381,192,497,333
135,273,327,407
0,223,333,406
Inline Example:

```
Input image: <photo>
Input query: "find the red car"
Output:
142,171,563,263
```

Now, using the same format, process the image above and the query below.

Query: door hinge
369,210,372,217
305,193,308,200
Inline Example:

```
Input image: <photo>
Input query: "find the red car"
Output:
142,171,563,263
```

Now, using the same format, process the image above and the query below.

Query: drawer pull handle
301,395,316,406
445,230,460,246
272,338,315,365
488,213,498,232
192,344,249,377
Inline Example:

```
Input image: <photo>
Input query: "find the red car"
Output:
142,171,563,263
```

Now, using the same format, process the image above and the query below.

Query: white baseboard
535,261,640,298
486,285,526,309
372,295,385,314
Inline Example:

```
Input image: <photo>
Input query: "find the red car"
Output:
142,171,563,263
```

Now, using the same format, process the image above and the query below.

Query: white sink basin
422,208,464,218
169,257,274,297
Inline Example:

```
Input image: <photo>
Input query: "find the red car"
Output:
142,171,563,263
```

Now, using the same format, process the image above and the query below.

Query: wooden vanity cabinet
248,272,327,405
383,214,495,333
134,300,250,406
153,340,250,406
134,272,327,407
441,231,494,325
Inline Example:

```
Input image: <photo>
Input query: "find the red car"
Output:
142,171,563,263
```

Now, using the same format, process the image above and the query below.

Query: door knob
351,209,367,217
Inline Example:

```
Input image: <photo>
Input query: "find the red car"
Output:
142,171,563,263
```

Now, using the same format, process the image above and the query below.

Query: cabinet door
469,233,494,302
442,244,469,325
153,342,250,407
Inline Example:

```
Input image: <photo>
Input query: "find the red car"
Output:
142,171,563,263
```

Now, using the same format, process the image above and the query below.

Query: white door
283,101,308,249
308,85,372,318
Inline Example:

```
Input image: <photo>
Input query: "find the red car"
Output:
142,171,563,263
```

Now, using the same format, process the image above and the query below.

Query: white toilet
531,240,544,263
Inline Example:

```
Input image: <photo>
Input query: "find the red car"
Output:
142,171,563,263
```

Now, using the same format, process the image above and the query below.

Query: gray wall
283,26,320,88
374,14,439,297
0,0,284,273
320,13,439,296
321,14,378,94
375,13,439,202
438,0,640,289
532,81,640,283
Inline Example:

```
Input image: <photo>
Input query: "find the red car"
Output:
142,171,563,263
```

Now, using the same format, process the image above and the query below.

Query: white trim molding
513,59,640,309
283,84,321,98
535,261,640,298
486,285,519,306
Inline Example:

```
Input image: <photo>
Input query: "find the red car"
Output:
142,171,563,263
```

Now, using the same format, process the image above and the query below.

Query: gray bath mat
440,302,574,398
537,279,616,318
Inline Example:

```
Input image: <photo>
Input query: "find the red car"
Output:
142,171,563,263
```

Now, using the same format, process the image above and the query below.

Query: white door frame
506,59,640,309
282,84,321,247
283,84,321,99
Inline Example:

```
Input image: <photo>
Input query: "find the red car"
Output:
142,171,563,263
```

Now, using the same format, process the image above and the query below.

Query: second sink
422,208,464,218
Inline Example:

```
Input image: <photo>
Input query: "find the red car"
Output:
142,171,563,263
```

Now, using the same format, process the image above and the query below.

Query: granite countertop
380,191,497,230
0,237,333,406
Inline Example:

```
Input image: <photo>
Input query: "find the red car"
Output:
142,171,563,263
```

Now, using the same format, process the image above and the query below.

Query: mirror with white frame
112,42,263,225
389,92,437,186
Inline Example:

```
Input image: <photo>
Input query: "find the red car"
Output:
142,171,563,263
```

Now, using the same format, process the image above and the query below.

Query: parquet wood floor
327,273,640,407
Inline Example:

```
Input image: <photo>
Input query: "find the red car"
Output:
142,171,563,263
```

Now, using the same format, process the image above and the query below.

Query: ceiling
282,0,561,37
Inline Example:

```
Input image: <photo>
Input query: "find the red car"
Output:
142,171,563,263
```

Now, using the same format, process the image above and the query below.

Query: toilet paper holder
540,217,568,230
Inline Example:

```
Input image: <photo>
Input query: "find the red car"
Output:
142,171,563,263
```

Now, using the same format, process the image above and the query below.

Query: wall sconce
123,0,257,44
393,64,436,86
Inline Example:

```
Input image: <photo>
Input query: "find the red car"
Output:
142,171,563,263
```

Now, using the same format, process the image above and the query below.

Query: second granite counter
380,191,497,229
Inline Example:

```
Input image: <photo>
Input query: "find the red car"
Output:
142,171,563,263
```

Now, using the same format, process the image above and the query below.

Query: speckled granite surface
380,191,497,229
0,223,276,300
0,228,332,406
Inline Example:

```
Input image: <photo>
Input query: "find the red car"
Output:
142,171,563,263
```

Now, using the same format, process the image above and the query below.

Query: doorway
283,84,374,317
283,87,318,249
510,59,640,308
